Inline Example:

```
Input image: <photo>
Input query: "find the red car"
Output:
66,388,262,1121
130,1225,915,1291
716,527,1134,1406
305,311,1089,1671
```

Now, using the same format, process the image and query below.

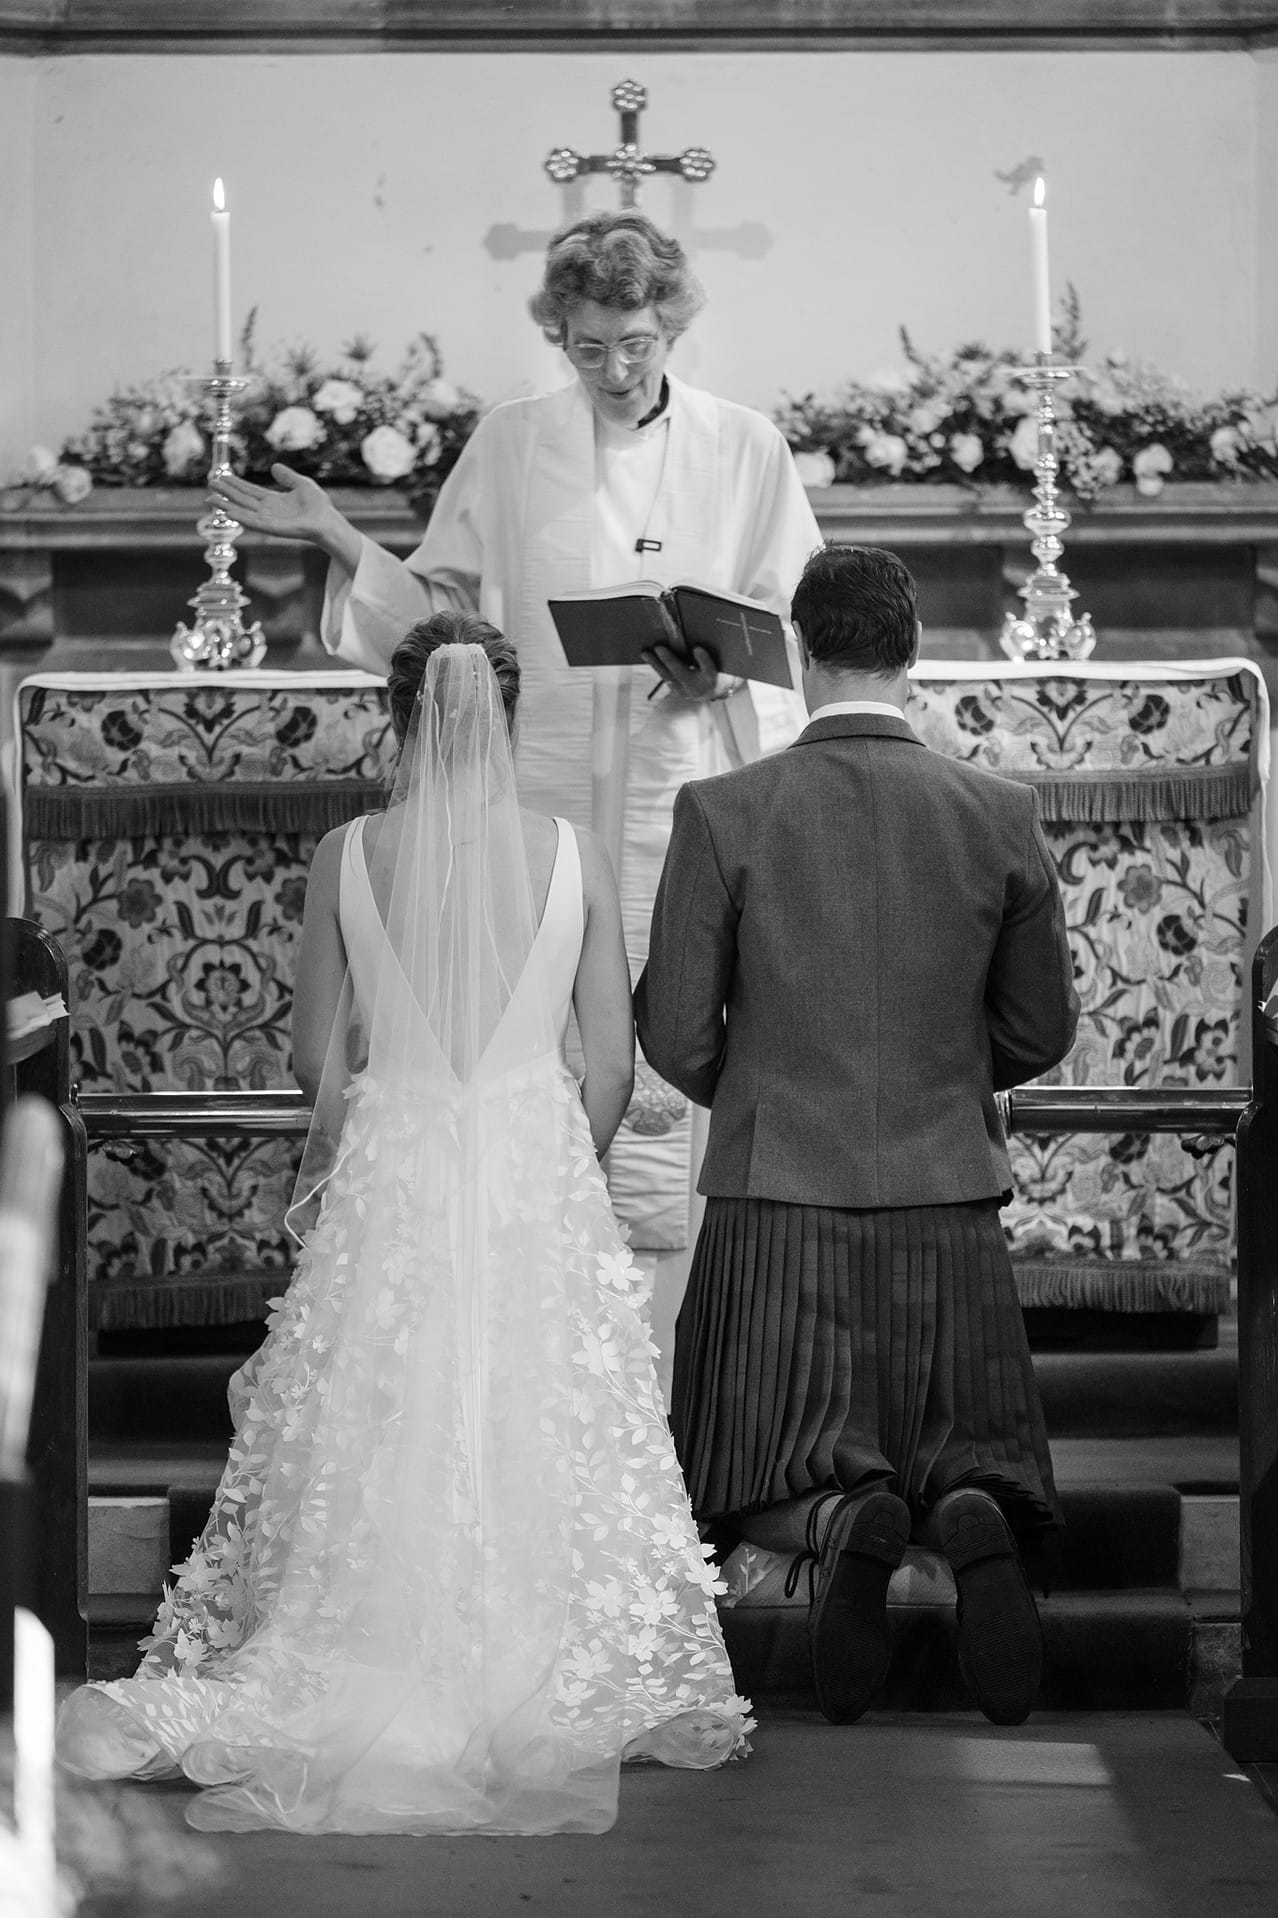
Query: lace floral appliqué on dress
57,817,752,1835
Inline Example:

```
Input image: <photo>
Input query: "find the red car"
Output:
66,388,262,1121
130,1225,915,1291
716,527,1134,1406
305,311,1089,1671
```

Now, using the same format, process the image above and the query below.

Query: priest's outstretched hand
209,464,363,572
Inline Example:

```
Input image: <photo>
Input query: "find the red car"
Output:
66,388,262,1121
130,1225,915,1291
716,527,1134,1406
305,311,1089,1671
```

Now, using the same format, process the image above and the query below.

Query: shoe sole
935,1493,1042,1727
807,1491,911,1726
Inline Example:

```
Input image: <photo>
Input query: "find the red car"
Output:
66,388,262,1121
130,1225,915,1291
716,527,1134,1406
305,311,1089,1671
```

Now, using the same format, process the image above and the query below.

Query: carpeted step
89,1352,240,1443
722,1588,1193,1712
1052,1484,1182,1590
1033,1321,1237,1438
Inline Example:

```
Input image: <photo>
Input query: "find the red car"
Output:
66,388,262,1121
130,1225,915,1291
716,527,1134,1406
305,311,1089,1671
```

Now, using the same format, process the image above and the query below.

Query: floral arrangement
777,291,1278,501
10,313,481,513
9,292,1278,511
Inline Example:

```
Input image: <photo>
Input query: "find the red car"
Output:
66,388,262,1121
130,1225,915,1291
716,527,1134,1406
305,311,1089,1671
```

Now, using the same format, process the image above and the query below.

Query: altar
9,652,1270,1332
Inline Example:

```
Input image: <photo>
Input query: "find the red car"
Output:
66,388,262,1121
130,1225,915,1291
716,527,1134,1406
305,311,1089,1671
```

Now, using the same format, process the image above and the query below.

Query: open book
548,579,795,690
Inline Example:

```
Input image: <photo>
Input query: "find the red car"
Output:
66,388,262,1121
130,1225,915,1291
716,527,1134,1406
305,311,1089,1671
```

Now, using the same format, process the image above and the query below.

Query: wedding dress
57,646,751,1835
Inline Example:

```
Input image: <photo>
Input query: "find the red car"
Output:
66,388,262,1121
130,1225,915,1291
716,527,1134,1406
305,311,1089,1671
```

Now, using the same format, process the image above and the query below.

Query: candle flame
1033,175,1046,208
213,178,227,212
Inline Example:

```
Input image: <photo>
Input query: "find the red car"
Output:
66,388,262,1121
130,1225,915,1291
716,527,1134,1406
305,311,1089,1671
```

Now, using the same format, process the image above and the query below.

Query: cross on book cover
548,580,795,689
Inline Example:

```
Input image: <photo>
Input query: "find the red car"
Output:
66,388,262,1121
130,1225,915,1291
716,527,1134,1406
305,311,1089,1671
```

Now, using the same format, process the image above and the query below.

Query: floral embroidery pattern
20,681,395,1322
910,670,1258,1304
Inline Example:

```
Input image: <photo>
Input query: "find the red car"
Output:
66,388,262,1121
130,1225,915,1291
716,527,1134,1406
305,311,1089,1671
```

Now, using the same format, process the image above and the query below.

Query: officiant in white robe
322,368,816,925
212,211,819,1370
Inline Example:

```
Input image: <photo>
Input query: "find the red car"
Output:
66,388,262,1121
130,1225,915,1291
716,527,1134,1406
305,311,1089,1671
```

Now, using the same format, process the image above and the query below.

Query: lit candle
1029,174,1052,357
13,1607,57,1914
211,178,233,367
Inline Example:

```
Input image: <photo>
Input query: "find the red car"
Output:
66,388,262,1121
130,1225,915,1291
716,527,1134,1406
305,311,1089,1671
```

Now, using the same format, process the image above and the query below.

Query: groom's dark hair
791,543,918,678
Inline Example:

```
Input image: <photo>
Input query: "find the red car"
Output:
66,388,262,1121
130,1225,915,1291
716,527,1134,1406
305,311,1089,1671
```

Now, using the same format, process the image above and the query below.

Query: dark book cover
549,584,793,689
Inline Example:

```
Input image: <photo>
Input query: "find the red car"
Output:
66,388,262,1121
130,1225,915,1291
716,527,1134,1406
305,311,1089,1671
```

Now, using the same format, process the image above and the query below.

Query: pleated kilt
671,1195,1059,1549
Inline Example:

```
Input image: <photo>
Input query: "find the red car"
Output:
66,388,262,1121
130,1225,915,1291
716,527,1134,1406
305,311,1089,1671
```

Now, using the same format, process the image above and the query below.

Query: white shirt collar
806,699,907,724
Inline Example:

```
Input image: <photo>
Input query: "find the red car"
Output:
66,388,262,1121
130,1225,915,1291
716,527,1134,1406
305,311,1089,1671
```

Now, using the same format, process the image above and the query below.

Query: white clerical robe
321,372,820,1272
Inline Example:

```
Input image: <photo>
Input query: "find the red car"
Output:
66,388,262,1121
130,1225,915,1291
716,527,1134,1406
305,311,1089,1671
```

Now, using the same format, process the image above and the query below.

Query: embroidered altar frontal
15,669,705,1327
13,660,1269,1327
17,672,396,1326
910,661,1269,1317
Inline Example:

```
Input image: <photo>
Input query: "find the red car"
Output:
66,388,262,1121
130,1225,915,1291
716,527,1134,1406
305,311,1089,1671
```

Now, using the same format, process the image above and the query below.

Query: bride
57,612,753,1835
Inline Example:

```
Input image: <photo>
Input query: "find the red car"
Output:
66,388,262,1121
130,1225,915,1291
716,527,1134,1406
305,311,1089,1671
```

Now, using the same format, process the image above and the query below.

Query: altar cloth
14,671,394,1325
11,657,1269,1326
910,657,1269,1316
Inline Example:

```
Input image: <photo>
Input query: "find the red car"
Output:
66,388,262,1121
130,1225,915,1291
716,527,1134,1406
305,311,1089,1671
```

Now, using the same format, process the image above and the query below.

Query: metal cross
544,80,715,209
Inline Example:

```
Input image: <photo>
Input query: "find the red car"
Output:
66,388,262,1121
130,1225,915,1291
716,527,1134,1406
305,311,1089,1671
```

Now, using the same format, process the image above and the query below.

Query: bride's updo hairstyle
387,611,520,745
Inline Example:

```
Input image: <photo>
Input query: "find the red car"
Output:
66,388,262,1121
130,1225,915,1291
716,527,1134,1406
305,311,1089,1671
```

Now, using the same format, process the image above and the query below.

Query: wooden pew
1222,924,1278,1760
6,918,88,1679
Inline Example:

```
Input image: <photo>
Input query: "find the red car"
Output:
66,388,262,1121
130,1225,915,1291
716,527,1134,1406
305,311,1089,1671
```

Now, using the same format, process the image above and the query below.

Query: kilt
670,1195,1059,1548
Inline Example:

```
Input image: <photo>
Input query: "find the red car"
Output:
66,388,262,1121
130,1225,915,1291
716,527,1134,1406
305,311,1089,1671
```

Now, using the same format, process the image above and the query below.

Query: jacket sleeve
634,783,740,1109
985,793,1081,1091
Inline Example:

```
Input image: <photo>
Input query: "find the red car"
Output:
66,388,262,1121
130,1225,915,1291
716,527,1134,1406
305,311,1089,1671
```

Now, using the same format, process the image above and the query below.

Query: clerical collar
807,699,907,723
633,378,670,431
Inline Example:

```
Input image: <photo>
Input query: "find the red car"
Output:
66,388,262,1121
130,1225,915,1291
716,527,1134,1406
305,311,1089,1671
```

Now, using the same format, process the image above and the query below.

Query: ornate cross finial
545,80,715,209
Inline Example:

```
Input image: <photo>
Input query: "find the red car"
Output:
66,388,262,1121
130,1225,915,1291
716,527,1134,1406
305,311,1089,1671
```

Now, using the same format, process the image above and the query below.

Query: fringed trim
25,779,387,842
88,1271,285,1330
1007,762,1252,824
1011,1258,1232,1314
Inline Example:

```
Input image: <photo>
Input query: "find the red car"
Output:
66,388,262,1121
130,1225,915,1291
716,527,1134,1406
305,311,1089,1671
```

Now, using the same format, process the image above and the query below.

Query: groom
635,543,1079,1727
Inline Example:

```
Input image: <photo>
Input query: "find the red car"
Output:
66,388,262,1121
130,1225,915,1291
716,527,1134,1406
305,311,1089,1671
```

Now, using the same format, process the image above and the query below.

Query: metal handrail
999,1085,1249,1135
74,1084,1252,1141
76,1090,310,1138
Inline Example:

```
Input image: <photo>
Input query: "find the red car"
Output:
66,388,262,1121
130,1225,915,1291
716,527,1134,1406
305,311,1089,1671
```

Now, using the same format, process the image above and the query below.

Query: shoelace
782,1489,848,1602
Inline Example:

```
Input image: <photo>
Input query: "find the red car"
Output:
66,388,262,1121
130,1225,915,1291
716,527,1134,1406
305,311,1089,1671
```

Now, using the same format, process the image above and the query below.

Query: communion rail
69,1084,1255,1137
42,922,1278,1758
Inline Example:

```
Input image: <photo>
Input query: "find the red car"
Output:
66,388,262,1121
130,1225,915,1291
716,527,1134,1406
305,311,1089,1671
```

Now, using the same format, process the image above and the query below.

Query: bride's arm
572,831,636,1157
292,828,350,1105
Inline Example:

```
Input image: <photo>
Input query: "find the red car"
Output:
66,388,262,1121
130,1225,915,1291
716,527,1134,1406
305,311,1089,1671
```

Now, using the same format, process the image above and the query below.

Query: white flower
908,403,945,436
266,406,326,452
52,464,92,504
1009,415,1041,471
862,431,908,477
1132,442,1174,496
361,423,417,482
1092,446,1124,487
1242,404,1278,452
792,449,836,489
415,420,443,464
312,377,365,424
949,432,984,474
162,419,206,479
27,443,59,481
1001,384,1037,417
417,375,461,418
1210,424,1241,466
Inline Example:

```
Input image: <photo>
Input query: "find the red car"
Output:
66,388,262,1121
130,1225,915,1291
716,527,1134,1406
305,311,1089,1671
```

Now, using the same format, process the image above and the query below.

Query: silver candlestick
998,355,1097,662
171,360,266,671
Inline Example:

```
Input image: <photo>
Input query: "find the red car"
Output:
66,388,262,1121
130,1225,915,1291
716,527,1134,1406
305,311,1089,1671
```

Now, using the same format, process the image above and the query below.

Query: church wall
1256,50,1278,388
0,59,36,468
0,46,1269,479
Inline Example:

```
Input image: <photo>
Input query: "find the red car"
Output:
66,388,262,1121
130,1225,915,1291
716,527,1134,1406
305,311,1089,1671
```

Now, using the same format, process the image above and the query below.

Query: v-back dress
57,817,751,1835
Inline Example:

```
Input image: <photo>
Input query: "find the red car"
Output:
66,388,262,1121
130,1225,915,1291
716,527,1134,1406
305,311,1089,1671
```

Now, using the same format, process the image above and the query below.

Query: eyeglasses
564,334,661,370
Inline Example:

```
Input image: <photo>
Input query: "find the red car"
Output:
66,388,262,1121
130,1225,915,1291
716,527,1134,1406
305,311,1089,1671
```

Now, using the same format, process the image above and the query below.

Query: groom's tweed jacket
634,711,1079,1210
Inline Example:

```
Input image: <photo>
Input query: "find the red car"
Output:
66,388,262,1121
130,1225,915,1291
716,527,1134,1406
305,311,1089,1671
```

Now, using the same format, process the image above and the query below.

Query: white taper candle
1029,175,1052,357
211,178,233,366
